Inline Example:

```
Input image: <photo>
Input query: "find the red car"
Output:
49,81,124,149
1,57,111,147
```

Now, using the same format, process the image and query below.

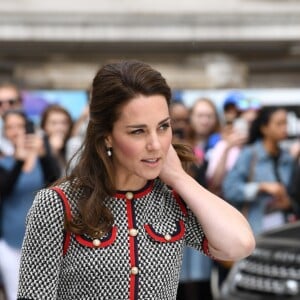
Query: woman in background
0,109,60,300
40,104,73,174
170,101,214,300
223,106,295,235
189,98,220,163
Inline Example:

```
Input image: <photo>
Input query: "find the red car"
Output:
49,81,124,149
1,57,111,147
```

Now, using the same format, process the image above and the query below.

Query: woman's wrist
166,171,195,193
259,182,268,193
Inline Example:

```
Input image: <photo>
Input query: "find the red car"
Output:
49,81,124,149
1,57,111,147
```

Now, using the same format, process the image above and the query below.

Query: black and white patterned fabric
17,178,208,300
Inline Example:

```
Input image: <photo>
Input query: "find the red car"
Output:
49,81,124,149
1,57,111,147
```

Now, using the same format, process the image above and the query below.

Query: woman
0,109,60,300
170,101,214,300
40,104,73,174
0,81,23,156
17,61,254,300
223,106,295,235
189,98,220,157
178,98,221,300
206,97,261,196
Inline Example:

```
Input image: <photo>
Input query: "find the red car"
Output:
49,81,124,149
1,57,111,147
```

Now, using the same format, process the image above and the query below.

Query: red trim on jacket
202,237,214,259
144,220,185,243
75,226,117,248
172,190,188,217
126,199,139,300
51,187,72,256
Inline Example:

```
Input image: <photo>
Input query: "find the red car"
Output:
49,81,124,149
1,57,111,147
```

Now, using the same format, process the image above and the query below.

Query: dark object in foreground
221,221,300,300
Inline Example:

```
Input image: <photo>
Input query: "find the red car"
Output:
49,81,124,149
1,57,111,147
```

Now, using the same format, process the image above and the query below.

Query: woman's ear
104,135,112,148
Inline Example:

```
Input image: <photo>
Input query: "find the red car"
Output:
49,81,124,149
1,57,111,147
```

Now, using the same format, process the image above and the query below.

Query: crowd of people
170,91,300,299
0,60,298,300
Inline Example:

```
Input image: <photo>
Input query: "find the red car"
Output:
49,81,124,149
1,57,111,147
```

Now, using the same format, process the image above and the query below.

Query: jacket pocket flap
75,226,118,248
144,220,185,243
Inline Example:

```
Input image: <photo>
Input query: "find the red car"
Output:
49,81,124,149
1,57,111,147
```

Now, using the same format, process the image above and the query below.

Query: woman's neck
194,135,207,147
114,175,148,192
263,138,279,156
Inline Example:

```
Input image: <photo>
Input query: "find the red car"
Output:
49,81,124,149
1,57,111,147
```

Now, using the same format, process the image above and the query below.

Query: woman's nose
146,133,161,151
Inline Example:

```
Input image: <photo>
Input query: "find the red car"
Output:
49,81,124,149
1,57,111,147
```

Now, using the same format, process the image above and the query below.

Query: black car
220,221,300,300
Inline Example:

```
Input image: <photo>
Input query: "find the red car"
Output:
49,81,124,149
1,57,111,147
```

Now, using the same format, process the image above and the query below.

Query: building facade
0,0,300,90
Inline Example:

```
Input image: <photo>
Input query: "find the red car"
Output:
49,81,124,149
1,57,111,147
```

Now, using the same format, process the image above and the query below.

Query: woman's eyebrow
126,117,171,128
158,117,171,125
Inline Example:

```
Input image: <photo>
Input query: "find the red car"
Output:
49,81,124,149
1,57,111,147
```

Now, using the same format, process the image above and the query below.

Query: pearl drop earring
107,148,112,157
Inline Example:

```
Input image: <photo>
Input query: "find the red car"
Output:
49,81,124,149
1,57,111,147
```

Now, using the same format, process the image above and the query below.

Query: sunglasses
0,99,19,108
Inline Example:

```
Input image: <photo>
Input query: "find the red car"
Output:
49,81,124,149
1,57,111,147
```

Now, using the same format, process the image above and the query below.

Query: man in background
0,81,23,156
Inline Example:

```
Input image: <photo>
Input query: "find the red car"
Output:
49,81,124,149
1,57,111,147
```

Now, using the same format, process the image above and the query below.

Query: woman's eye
130,129,144,135
159,122,170,131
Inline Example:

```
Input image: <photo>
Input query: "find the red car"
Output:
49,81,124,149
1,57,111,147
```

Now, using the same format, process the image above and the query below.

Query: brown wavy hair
60,60,195,238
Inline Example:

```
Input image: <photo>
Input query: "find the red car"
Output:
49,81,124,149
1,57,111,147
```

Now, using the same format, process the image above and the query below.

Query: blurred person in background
223,106,295,236
65,104,89,171
0,81,23,156
40,104,73,175
0,109,61,300
175,98,221,300
189,97,221,177
170,100,212,299
0,81,23,300
206,96,261,295
222,91,242,125
169,101,191,144
207,97,261,196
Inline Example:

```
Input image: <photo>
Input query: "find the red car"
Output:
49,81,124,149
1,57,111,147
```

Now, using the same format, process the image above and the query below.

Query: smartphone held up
25,120,35,134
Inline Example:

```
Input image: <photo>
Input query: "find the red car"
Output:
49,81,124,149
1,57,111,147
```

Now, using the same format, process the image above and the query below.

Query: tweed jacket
17,178,209,300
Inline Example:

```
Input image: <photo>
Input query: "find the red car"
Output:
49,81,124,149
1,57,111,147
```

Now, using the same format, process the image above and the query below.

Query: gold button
164,234,172,241
129,228,138,237
93,239,101,247
131,266,139,275
125,192,134,200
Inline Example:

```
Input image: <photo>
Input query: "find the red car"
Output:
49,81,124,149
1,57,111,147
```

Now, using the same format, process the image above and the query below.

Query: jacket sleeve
222,146,260,204
17,188,65,300
0,159,24,197
184,206,212,256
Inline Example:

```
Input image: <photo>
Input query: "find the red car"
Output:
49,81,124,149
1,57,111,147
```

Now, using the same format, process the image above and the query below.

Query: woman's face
106,94,172,189
4,113,26,144
261,109,288,142
44,111,71,139
0,87,21,117
170,103,190,141
190,101,217,137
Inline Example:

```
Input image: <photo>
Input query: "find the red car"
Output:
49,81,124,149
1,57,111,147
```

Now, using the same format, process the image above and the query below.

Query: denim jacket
222,140,294,235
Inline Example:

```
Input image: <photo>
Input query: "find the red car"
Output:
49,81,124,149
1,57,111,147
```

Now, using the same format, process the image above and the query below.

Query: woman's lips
141,158,160,166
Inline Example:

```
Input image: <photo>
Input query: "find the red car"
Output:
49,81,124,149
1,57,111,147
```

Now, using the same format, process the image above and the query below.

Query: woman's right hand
15,133,45,160
225,131,248,148
259,182,286,198
259,182,291,210
14,134,27,161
